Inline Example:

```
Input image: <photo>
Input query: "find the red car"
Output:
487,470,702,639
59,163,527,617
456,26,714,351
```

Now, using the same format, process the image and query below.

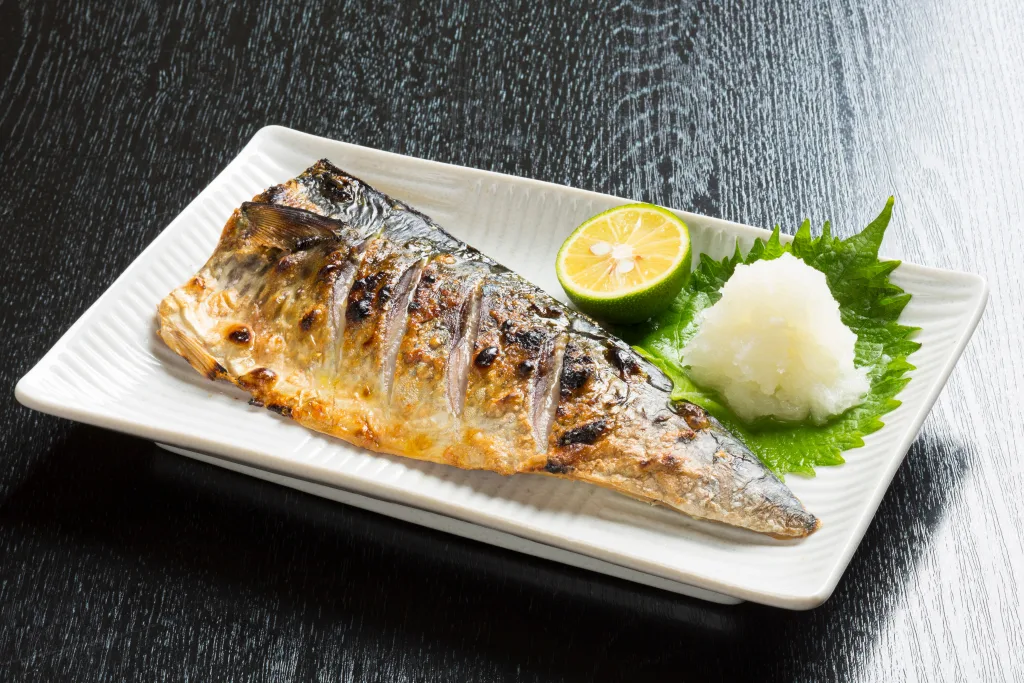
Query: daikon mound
682,252,869,424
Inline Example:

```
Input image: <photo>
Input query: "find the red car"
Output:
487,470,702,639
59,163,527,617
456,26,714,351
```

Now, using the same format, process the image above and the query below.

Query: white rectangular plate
16,126,988,609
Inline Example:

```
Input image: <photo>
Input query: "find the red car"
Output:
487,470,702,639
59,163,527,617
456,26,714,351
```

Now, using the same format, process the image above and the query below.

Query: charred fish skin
158,160,820,538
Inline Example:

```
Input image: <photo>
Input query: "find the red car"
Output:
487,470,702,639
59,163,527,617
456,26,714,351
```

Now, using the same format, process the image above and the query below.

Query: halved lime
556,203,691,324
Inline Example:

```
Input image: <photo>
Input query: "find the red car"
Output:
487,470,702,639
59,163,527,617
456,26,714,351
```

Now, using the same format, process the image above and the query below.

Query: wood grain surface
2,0,1022,680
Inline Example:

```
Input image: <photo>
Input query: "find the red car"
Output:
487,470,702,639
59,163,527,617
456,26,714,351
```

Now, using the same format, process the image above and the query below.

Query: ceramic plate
16,126,987,609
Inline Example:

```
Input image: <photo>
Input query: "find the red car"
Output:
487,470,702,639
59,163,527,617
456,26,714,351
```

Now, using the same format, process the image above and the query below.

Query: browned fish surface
158,160,820,538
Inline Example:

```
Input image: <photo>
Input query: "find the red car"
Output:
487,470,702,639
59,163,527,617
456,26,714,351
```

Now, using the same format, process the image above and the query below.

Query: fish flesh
158,160,820,538
159,162,820,537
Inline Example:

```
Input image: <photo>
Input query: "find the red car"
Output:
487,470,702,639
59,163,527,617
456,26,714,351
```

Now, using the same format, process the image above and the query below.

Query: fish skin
157,160,820,538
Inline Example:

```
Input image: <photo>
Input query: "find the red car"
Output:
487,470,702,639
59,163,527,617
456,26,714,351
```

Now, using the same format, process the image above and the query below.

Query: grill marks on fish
530,333,567,452
559,343,593,397
446,279,484,417
341,237,425,400
381,259,426,402
482,278,574,454
457,275,561,465
156,160,821,538
388,258,485,438
557,419,609,447
546,335,629,472
325,241,368,368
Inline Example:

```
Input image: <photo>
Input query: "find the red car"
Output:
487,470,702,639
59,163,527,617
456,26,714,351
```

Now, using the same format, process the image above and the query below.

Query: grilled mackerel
158,160,820,538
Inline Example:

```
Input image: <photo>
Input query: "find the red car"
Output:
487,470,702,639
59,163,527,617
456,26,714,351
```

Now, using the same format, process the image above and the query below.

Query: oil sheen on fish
158,160,820,538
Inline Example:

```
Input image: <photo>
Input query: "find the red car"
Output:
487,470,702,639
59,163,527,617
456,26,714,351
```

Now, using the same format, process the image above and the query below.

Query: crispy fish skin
158,160,820,538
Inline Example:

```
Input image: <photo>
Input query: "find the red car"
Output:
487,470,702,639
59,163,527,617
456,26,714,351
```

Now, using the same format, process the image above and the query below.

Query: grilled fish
158,160,820,538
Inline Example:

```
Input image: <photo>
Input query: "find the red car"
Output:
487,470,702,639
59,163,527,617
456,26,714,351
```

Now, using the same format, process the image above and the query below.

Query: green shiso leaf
622,197,920,477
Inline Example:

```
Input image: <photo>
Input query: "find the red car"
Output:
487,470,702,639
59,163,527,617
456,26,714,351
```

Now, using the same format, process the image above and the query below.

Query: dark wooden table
2,1,1021,680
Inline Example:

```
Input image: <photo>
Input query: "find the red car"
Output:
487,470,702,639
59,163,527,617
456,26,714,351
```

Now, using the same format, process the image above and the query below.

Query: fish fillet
157,160,820,538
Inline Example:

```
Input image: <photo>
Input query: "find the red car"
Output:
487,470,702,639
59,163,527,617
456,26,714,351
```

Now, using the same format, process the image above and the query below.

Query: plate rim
15,124,990,609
